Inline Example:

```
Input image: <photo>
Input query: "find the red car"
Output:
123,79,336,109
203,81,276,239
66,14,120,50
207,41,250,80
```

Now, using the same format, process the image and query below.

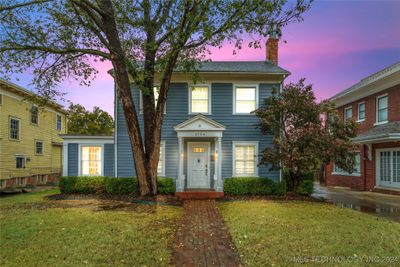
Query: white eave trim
352,134,400,144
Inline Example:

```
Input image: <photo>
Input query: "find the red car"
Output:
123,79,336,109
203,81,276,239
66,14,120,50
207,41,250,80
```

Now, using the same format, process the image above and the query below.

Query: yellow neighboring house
0,79,67,190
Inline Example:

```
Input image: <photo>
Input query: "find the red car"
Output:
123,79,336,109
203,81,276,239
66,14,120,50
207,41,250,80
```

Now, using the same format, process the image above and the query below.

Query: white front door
187,142,210,188
376,148,400,189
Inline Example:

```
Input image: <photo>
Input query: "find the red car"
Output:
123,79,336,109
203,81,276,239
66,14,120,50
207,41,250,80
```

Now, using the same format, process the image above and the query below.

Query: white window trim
158,140,166,177
139,86,166,114
56,113,62,131
232,141,259,177
15,154,27,169
188,84,211,115
357,102,365,122
332,152,361,177
78,144,104,176
233,84,259,115
375,93,388,125
9,116,21,141
34,140,44,155
375,148,400,188
343,106,353,121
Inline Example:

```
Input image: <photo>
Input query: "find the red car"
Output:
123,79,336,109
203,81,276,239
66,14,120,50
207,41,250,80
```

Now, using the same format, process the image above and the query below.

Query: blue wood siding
104,144,115,176
67,143,79,176
116,82,280,181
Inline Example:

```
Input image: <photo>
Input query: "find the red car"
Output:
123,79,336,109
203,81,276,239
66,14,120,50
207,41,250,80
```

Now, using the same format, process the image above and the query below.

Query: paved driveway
313,183,400,222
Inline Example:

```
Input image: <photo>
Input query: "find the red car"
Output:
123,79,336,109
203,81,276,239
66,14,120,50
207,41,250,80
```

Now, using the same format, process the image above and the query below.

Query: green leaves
255,79,358,191
67,103,114,135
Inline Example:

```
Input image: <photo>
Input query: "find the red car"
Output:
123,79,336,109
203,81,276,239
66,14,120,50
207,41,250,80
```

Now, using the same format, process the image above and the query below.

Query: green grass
0,190,182,267
219,201,400,267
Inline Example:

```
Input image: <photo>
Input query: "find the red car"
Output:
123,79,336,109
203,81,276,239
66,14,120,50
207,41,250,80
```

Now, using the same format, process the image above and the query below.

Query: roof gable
174,114,226,132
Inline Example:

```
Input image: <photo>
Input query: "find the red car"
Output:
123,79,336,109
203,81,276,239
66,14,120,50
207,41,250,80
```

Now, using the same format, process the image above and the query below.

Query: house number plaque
194,132,206,137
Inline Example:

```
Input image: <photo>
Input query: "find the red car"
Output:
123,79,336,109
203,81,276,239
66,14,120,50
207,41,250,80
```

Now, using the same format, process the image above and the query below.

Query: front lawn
219,201,400,266
0,190,181,267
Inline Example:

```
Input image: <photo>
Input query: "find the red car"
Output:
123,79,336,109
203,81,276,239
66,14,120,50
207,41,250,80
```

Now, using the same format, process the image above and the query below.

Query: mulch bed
47,193,182,206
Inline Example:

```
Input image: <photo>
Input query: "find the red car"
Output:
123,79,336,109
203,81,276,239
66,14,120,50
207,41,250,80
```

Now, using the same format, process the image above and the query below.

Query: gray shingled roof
188,61,290,74
353,121,400,143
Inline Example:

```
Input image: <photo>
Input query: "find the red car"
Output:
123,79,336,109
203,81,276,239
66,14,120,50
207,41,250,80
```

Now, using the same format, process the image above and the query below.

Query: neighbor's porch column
216,137,223,192
177,136,185,192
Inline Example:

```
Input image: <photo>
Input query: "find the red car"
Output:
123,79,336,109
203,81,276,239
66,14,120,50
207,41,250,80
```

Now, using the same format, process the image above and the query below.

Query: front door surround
187,142,210,188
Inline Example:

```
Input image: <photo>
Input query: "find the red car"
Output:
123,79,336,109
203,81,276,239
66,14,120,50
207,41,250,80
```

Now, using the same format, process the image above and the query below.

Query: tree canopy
67,103,114,135
254,79,358,191
0,0,313,195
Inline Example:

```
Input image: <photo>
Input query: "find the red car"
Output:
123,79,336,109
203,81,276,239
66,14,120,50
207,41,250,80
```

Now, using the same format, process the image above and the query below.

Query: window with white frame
81,146,102,176
376,95,388,123
233,142,258,176
357,102,365,121
16,156,26,169
344,107,352,121
56,114,62,131
35,140,44,155
140,86,166,113
234,86,257,114
9,117,20,140
334,153,361,176
157,141,166,176
16,177,26,186
31,106,38,124
190,86,209,114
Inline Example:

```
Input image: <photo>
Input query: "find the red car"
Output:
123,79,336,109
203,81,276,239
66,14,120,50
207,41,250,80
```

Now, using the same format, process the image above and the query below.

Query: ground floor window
233,141,258,177
157,141,166,176
16,156,26,169
37,175,48,184
377,149,400,188
81,145,102,176
333,153,361,176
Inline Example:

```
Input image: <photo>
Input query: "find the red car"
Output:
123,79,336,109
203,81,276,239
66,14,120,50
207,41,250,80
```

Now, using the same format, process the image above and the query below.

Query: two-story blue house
62,60,289,193
61,33,291,194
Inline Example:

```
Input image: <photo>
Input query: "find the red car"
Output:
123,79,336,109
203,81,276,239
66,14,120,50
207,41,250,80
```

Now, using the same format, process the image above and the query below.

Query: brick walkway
171,200,242,267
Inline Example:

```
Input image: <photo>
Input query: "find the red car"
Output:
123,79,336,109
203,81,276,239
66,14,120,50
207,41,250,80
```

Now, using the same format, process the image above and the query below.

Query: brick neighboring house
325,62,400,194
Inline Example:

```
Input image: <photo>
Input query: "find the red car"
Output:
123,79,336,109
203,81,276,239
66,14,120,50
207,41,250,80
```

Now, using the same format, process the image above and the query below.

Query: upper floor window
234,86,257,114
334,153,361,176
81,145,102,176
190,86,210,114
35,140,44,155
9,117,20,140
376,95,388,123
233,142,258,177
357,102,365,121
31,106,38,125
344,106,352,121
56,114,62,131
139,86,165,114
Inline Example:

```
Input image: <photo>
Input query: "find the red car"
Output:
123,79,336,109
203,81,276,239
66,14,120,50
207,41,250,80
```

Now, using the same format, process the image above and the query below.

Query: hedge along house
61,33,290,197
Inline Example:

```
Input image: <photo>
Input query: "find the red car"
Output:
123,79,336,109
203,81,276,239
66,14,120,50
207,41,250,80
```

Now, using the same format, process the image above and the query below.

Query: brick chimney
266,24,280,65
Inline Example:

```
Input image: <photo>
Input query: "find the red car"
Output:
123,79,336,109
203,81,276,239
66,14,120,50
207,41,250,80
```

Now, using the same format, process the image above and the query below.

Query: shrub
105,178,138,194
59,176,106,194
157,177,175,195
59,176,176,195
296,180,314,196
224,177,286,195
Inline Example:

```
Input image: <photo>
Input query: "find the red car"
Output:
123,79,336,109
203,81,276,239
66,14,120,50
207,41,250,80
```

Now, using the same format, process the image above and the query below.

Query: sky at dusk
5,0,400,116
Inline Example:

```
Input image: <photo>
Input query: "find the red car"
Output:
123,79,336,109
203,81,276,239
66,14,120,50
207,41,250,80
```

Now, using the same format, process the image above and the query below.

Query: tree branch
0,0,52,12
